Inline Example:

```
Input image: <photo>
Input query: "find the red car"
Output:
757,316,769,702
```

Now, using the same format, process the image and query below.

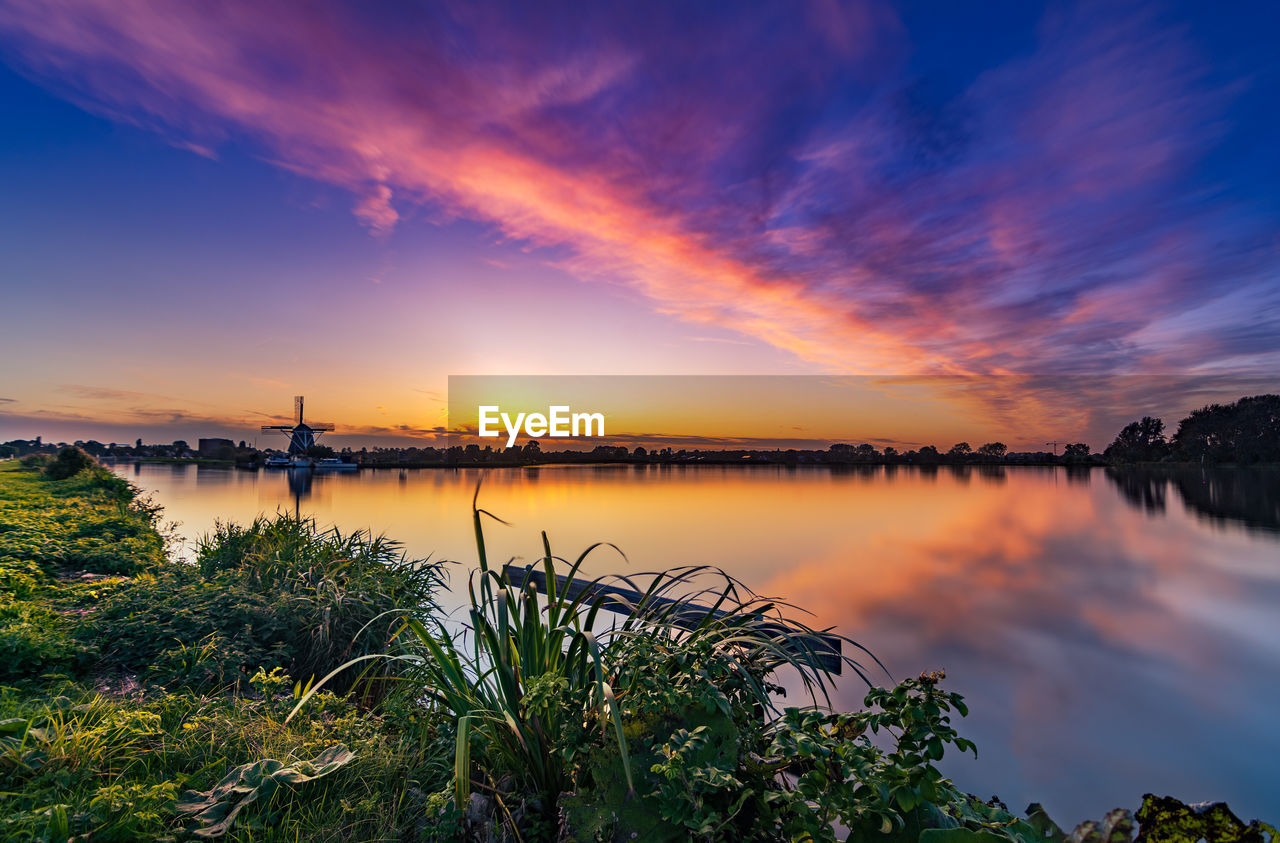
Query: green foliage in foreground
81,514,444,695
0,460,165,682
0,455,161,594
0,460,454,841
0,679,446,842
174,742,356,838
291,497,885,838
1,460,1275,841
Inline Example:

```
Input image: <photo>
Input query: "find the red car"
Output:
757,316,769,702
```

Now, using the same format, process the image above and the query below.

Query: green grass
0,677,445,841
0,459,452,841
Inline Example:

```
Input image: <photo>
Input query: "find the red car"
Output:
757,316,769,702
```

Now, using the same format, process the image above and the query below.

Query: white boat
266,454,314,469
313,458,357,472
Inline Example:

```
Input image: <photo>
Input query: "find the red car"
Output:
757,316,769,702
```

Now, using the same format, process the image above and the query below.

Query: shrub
83,566,295,689
291,500,876,839
0,600,85,680
43,446,97,481
82,515,443,695
48,463,134,502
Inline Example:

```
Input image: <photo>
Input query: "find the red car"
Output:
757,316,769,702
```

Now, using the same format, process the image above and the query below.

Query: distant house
197,438,237,460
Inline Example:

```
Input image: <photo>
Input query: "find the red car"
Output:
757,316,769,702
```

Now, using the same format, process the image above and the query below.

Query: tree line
4,394,1274,467
1105,394,1279,464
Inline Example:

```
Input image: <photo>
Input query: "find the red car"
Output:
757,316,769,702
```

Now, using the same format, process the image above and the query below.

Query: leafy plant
294,497,636,834
291,487,876,838
0,601,85,680
175,744,355,838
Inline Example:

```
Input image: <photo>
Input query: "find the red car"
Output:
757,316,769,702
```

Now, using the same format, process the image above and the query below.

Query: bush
292,502,879,839
82,567,290,688
48,464,135,503
81,515,443,695
43,446,97,480
195,516,444,695
0,600,86,680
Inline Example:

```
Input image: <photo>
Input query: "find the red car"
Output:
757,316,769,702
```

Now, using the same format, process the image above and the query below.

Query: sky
0,1,1278,448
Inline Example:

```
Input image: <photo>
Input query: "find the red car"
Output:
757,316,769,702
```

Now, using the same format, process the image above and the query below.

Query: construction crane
261,396,334,455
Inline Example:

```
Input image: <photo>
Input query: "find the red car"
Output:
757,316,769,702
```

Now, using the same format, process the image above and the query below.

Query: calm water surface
112,462,1280,824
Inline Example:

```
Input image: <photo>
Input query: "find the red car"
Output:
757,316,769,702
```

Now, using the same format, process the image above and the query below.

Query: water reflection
111,462,1280,824
1106,466,1280,534
285,467,312,514
1064,465,1091,486
1107,467,1170,513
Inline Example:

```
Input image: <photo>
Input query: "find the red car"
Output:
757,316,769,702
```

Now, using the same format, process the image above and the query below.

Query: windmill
262,396,334,455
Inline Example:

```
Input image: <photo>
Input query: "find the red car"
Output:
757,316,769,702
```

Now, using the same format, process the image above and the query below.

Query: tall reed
289,487,881,826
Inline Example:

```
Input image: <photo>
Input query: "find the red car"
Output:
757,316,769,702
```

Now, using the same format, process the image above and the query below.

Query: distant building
198,438,237,460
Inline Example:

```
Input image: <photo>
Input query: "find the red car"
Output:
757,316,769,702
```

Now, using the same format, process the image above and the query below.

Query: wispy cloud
687,336,754,346
0,0,1274,379
59,384,180,403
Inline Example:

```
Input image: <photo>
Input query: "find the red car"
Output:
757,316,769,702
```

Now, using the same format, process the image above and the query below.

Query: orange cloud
1,0,1273,390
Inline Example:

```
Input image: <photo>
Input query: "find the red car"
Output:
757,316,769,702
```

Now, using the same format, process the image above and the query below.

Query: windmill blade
310,423,335,431
295,395,304,425
261,424,295,430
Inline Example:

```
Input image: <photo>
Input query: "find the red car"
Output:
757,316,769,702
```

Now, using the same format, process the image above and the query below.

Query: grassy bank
1,453,1273,842
0,456,449,841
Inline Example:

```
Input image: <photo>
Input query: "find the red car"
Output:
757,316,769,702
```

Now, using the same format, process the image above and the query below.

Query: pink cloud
0,0,1272,384
353,183,398,236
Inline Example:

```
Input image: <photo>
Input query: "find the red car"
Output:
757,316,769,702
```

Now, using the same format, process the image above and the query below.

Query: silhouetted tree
976,442,1007,460
1105,417,1169,463
1172,394,1280,465
1062,442,1091,463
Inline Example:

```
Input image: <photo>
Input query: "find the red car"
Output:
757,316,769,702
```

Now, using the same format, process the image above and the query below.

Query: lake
111,461,1280,825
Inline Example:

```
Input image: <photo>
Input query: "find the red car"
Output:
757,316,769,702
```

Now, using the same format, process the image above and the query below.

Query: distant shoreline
94,456,1280,471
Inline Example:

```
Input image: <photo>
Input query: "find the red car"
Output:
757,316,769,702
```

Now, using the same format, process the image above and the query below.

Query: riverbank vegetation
1,452,1275,841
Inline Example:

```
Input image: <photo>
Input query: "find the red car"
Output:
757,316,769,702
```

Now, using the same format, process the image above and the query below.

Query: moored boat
313,457,357,472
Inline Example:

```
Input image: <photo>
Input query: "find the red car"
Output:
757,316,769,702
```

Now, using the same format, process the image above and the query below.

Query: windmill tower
262,396,334,455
